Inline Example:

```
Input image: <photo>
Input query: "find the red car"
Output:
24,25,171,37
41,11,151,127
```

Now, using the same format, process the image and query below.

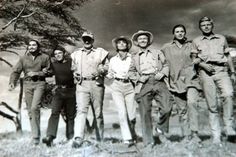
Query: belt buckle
61,85,67,88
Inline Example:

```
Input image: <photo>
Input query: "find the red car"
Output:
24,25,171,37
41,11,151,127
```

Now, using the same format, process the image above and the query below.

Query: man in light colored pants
71,31,109,148
74,81,105,140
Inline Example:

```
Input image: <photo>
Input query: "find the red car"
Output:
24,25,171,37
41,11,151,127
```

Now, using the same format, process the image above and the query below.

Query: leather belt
207,61,226,67
115,78,130,83
24,76,45,82
82,77,96,81
57,84,75,89
142,73,155,76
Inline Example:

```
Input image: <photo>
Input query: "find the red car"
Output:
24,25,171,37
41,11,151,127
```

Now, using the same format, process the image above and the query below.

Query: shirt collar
81,47,95,54
116,52,131,60
26,51,42,57
138,48,152,56
171,38,190,48
200,34,220,40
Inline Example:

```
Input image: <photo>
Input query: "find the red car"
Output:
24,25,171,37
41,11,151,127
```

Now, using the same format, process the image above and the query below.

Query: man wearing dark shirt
9,39,50,145
42,46,76,146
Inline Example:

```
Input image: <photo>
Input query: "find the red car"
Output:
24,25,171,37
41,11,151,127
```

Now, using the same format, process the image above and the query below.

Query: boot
42,135,54,147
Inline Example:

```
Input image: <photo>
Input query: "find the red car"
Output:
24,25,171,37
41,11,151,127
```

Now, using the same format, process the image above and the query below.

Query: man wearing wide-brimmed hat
107,36,136,146
128,30,172,146
71,31,109,148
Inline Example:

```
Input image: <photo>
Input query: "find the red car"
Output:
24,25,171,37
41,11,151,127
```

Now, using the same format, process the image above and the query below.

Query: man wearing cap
8,39,50,145
107,36,136,146
42,46,76,146
71,31,109,148
128,30,172,146
192,16,236,144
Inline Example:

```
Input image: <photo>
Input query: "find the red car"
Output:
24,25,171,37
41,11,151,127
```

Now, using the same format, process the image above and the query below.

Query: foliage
0,0,90,60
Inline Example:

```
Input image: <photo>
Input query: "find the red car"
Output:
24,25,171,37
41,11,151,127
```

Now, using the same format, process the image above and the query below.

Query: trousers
135,78,172,145
110,80,136,141
46,87,76,139
24,81,45,139
74,80,104,140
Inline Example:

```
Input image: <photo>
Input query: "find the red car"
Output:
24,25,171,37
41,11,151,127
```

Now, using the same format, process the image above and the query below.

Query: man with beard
128,30,172,147
192,16,236,145
9,39,50,145
71,31,109,148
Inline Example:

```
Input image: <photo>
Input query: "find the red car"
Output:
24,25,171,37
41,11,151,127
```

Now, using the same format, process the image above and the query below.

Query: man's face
82,37,94,49
116,39,128,51
54,50,64,61
200,21,213,34
137,35,149,48
174,27,186,40
28,41,38,53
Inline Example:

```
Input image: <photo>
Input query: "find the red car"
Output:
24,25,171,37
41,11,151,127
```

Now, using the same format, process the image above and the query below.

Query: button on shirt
139,49,158,74
9,52,50,85
71,47,109,77
191,34,229,63
108,53,132,79
162,40,199,93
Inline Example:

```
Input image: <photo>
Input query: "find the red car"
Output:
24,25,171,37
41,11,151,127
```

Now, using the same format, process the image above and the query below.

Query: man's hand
8,83,15,91
106,70,115,79
42,68,48,74
73,72,81,82
192,58,201,65
97,64,105,74
27,71,38,77
138,75,149,83
231,73,236,84
199,62,215,73
155,72,165,80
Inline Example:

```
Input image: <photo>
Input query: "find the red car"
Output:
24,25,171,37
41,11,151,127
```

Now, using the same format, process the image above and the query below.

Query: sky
76,0,236,51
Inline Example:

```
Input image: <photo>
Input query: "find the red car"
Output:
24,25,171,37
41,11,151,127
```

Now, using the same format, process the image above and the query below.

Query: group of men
8,16,236,148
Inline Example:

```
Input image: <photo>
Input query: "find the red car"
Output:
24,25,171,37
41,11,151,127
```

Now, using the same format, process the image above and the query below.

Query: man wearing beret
192,17,236,144
71,31,109,148
128,30,172,146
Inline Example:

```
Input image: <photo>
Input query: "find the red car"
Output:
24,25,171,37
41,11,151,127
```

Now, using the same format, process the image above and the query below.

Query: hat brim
82,35,94,40
132,31,153,46
112,36,132,50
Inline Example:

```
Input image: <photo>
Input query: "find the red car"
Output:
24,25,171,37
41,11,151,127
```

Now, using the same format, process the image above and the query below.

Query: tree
0,0,91,65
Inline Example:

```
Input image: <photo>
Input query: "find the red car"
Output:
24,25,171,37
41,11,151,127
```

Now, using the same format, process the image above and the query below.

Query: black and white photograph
1,0,236,156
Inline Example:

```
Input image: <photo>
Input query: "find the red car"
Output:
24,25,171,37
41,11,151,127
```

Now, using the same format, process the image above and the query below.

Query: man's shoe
225,127,236,136
72,137,83,148
188,132,201,143
32,138,40,146
124,139,135,147
42,136,54,147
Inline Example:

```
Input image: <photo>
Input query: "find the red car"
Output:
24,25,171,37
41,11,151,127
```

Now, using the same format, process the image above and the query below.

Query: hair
198,16,214,28
115,39,129,52
28,39,40,49
172,24,186,34
52,45,66,57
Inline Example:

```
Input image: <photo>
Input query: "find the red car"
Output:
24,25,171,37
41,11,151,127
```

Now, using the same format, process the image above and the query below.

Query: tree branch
54,0,65,6
21,9,38,18
2,50,19,56
0,57,13,67
0,4,27,32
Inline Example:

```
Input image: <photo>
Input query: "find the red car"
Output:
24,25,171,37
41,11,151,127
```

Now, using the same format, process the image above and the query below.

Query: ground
1,75,236,157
